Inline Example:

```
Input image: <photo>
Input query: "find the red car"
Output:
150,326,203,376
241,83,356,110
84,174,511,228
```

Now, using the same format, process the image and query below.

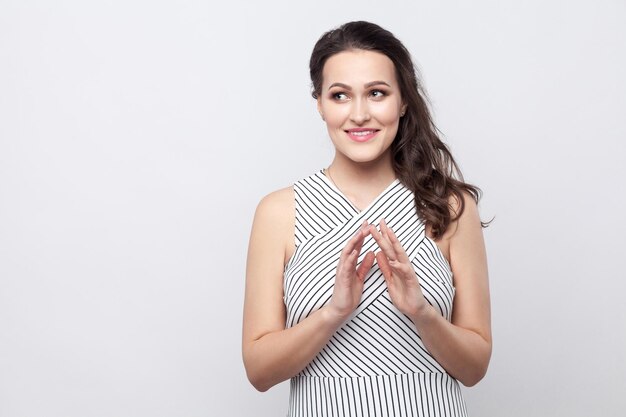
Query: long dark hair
310,21,490,239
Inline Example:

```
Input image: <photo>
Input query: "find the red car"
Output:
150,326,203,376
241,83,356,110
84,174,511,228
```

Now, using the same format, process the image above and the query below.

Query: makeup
345,128,379,142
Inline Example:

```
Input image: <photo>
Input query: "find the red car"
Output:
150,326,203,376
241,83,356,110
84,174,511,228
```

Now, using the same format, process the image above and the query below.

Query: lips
345,128,380,142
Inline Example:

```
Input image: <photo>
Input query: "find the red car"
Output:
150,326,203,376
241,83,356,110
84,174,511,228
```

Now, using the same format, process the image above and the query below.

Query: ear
399,103,407,118
317,97,325,121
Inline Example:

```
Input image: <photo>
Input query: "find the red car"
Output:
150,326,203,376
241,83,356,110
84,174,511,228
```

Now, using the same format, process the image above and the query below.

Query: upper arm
242,187,295,357
447,192,492,345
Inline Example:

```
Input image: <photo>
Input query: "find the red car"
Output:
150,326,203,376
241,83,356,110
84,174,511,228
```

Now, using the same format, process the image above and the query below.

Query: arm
370,192,492,387
241,188,375,392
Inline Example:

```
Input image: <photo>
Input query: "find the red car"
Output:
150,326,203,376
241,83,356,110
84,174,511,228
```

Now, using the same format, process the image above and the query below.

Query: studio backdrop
1,1,625,416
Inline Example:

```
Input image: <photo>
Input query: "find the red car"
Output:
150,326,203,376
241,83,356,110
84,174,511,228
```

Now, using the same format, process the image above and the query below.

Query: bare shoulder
254,186,295,237
446,189,488,284
427,191,481,264
256,186,294,217
442,190,481,240
252,185,295,265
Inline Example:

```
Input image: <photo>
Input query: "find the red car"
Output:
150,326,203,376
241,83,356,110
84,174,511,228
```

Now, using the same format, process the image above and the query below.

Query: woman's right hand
326,220,376,321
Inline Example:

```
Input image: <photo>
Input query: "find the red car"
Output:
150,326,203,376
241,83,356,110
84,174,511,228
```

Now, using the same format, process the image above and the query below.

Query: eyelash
332,92,349,100
331,90,387,101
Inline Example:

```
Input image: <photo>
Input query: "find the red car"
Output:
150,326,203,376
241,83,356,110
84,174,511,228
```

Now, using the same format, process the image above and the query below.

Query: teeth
350,130,375,136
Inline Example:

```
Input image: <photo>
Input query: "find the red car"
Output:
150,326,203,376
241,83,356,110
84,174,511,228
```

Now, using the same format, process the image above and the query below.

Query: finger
380,219,410,263
356,251,375,282
338,224,371,276
353,220,373,250
375,251,395,287
340,225,367,259
393,260,416,281
368,223,397,262
338,248,360,278
377,222,418,283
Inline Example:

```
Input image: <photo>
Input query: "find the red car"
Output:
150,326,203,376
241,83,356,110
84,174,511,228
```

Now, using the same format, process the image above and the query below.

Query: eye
332,92,349,101
370,90,386,99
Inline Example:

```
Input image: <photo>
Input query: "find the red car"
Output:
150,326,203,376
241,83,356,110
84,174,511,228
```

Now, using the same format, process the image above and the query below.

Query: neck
327,152,396,195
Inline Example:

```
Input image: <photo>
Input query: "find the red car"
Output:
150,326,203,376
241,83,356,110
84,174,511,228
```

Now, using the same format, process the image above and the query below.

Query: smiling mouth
345,129,380,142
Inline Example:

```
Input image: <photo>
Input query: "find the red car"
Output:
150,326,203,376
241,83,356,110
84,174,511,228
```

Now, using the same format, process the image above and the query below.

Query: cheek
323,106,348,128
372,101,402,122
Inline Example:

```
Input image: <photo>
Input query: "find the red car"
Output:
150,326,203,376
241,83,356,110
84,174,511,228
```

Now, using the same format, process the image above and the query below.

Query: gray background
1,0,625,416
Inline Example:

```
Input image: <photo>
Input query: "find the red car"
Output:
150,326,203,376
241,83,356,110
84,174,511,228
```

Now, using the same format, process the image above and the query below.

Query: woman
242,21,491,417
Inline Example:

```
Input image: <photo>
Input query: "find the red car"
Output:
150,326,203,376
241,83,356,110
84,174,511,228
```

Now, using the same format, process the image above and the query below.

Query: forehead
322,49,398,87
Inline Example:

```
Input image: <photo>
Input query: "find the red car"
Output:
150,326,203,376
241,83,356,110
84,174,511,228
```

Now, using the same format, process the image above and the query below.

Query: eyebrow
327,80,391,90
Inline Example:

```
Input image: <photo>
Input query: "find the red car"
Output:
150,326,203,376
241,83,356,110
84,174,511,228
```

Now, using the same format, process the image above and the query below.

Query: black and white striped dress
283,170,468,417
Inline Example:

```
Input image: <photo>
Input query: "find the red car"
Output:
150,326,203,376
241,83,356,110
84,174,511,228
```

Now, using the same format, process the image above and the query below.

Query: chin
342,150,388,165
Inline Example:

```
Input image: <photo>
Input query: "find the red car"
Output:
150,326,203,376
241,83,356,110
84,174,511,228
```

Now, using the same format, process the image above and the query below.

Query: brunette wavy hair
310,21,490,239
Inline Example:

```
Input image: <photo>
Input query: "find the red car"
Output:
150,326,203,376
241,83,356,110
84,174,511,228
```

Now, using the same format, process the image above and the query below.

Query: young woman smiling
243,21,492,417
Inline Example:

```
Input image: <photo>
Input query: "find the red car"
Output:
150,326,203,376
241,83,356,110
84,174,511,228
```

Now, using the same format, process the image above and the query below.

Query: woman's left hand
369,219,428,319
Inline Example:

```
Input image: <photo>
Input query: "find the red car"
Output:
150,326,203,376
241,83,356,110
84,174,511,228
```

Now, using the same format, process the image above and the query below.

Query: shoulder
251,186,295,264
445,190,486,269
451,190,480,224
254,185,295,222
439,190,481,241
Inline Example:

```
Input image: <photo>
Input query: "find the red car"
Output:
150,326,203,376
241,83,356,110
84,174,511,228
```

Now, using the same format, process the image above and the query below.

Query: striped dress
283,170,468,417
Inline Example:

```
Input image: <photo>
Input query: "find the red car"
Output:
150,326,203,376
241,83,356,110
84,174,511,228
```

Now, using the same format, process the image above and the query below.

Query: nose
349,97,371,125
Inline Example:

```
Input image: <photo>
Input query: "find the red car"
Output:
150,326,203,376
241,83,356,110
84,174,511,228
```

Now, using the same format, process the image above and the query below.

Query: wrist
409,302,436,327
321,305,349,328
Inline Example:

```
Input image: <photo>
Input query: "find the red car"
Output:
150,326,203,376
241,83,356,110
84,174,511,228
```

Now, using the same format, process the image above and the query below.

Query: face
317,49,406,165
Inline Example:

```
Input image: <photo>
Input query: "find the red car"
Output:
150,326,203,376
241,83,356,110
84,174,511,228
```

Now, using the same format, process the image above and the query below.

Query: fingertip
380,220,395,239
352,228,365,241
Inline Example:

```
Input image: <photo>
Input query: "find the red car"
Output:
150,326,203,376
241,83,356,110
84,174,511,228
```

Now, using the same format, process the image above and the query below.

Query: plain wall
1,0,625,416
